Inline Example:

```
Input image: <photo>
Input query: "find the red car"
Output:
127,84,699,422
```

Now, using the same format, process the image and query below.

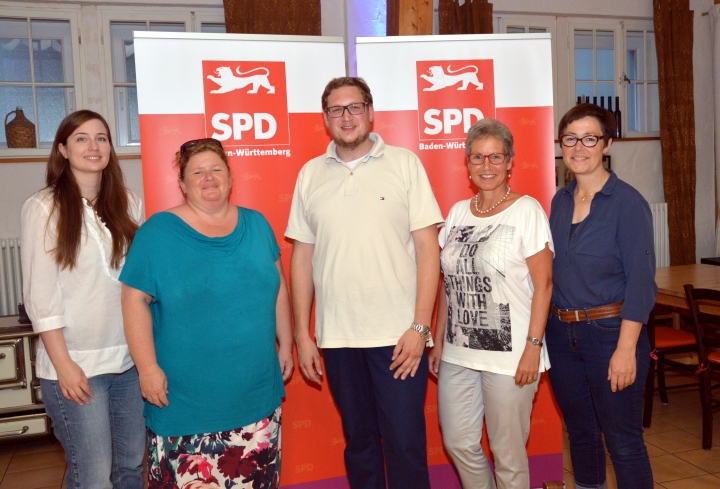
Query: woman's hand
608,345,637,392
139,364,169,408
55,359,94,405
278,346,294,382
428,345,443,378
514,344,541,387
608,319,643,392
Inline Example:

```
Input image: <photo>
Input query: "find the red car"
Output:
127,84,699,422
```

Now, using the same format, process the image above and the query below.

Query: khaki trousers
438,361,539,489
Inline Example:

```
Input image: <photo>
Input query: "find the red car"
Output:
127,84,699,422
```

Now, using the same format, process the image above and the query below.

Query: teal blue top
119,207,284,437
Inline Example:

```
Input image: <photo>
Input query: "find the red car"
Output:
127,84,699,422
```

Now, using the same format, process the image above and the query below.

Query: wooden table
655,264,720,321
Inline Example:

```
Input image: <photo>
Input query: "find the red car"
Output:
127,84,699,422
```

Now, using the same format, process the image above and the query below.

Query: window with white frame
110,21,185,147
574,29,616,109
100,8,224,149
0,14,79,148
569,19,659,136
625,28,658,133
496,14,559,128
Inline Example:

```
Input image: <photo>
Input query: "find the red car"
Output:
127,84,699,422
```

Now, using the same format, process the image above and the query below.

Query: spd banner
357,34,562,487
133,32,351,487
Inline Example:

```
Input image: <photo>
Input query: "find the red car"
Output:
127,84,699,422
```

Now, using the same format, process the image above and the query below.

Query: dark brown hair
558,103,617,144
46,110,138,270
175,140,230,181
321,77,373,111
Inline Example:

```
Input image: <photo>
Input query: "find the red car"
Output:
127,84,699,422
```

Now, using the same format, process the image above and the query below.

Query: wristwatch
410,322,432,341
526,335,543,347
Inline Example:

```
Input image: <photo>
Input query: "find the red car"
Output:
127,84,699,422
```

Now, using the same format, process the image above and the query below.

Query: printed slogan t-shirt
438,196,554,376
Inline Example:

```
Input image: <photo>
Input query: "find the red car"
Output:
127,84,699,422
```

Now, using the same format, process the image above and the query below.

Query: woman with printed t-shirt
21,110,145,488
120,137,293,488
429,118,554,489
546,104,656,489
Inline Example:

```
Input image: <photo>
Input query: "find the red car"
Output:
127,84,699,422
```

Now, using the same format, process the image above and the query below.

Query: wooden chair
642,309,699,428
683,284,720,450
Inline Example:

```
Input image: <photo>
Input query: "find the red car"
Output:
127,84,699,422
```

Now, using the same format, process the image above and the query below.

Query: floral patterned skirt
147,406,281,489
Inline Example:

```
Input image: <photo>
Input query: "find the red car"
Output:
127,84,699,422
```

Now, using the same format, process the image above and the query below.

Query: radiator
0,239,22,316
650,203,670,268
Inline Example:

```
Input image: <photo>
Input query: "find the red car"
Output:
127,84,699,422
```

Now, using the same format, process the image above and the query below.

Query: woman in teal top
120,138,293,488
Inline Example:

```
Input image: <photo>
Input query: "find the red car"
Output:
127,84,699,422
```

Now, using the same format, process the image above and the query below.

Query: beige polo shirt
285,134,443,348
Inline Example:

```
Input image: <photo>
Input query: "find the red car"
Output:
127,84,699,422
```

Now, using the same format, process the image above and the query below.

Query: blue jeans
323,346,431,489
546,315,653,489
41,366,145,489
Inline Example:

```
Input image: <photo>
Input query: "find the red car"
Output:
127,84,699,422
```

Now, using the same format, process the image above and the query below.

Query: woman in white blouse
21,110,145,489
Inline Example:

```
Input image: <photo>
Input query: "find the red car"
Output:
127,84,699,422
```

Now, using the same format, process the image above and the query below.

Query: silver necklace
474,185,511,214
577,191,596,202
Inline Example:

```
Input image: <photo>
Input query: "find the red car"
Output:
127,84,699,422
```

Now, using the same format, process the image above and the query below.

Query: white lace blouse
20,187,144,380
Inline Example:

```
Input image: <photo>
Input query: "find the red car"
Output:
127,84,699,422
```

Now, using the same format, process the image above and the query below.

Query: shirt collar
325,133,384,164
559,168,617,197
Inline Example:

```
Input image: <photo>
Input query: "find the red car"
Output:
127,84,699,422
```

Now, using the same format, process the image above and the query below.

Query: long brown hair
46,110,138,270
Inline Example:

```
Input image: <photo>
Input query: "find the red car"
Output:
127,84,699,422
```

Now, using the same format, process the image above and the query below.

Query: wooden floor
0,370,718,488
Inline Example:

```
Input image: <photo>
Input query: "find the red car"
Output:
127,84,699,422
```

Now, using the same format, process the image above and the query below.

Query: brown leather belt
551,301,623,323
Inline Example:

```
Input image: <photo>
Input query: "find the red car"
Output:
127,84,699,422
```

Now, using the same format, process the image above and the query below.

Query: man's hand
390,329,426,380
296,335,323,384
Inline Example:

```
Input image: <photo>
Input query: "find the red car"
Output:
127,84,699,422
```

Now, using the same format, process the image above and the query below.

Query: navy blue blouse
550,170,657,324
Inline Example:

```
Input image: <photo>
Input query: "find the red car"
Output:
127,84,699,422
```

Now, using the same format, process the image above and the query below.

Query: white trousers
438,361,539,489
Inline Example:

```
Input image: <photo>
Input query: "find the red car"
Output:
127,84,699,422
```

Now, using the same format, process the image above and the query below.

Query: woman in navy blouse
546,103,657,489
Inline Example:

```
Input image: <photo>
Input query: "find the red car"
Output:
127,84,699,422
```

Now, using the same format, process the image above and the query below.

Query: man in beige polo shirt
285,77,443,489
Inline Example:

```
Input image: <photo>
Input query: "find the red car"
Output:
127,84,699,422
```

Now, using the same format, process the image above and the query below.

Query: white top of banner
134,31,344,44
357,33,552,43
356,34,554,110
133,32,346,114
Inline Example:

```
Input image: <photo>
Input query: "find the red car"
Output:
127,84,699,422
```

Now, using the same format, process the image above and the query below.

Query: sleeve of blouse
20,195,66,333
520,199,555,259
129,190,145,226
617,194,657,324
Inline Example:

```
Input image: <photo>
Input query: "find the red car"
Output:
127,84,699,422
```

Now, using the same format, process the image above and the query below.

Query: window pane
597,83,615,105
149,23,185,32
201,23,226,33
111,22,143,83
626,31,644,81
506,26,526,34
31,20,73,83
596,31,614,81
0,18,31,82
529,27,547,33
646,32,657,80
576,82,594,102
0,86,34,147
36,87,71,146
647,83,659,132
575,30,593,80
627,83,647,132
